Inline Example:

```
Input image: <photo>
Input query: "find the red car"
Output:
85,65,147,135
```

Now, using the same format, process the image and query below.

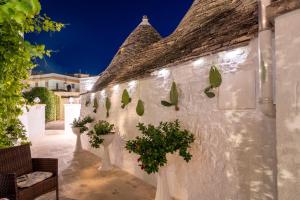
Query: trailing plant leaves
204,86,215,98
105,97,111,118
209,66,222,88
121,89,131,109
125,120,195,174
161,101,173,107
87,120,114,148
136,99,144,116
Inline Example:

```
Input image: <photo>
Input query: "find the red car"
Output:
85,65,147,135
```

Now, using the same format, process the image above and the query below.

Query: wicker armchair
0,144,58,200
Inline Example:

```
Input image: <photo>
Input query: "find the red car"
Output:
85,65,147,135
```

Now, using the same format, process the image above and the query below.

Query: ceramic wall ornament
204,65,222,98
136,99,144,116
121,89,132,109
93,96,99,113
105,97,111,118
161,81,179,111
136,81,145,117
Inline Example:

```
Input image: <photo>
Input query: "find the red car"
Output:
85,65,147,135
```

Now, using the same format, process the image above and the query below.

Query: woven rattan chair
0,144,58,200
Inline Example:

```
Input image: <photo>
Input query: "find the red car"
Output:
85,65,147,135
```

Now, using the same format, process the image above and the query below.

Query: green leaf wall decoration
121,89,132,109
105,97,111,118
161,81,179,111
85,98,91,107
136,99,145,116
93,97,98,113
204,66,222,98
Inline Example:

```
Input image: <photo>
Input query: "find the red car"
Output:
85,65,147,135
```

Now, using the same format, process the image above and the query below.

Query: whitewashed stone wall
80,40,277,200
19,105,45,141
275,9,300,200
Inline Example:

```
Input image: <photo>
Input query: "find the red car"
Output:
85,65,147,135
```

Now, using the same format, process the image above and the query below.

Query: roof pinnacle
140,15,150,25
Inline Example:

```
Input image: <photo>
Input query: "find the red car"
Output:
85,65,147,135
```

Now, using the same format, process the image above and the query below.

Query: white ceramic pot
98,133,115,171
72,127,83,153
155,165,171,200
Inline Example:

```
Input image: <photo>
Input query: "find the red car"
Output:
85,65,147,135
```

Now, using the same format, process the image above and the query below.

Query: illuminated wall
80,40,277,200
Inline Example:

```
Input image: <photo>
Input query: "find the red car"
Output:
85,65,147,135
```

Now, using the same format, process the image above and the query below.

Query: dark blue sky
27,0,193,75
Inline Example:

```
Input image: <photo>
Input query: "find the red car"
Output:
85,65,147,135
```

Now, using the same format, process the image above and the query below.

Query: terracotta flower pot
98,133,115,171
72,127,83,153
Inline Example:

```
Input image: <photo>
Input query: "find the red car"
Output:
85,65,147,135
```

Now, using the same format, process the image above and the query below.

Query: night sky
27,0,193,76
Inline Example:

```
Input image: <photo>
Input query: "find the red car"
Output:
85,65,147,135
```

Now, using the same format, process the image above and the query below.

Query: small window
72,84,75,89
45,81,49,88
56,83,59,90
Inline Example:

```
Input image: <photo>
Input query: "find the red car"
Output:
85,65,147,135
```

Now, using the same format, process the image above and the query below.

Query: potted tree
71,116,94,153
126,120,195,200
87,120,115,171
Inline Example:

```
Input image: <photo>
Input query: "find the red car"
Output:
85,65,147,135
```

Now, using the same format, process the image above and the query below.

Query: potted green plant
87,120,115,171
71,116,94,153
126,120,195,200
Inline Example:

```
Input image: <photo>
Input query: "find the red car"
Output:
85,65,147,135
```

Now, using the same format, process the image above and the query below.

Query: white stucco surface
80,40,277,200
64,104,81,135
19,104,45,141
275,9,300,200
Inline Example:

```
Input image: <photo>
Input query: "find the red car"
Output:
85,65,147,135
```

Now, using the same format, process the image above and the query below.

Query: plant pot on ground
71,116,94,153
87,120,115,171
126,120,195,200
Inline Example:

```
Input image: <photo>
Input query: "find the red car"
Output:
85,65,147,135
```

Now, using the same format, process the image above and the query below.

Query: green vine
0,0,64,148
136,99,145,116
126,120,195,174
161,81,179,111
105,97,111,118
204,65,222,98
121,89,132,109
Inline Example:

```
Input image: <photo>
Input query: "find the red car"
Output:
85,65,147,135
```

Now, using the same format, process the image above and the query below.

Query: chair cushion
17,171,53,188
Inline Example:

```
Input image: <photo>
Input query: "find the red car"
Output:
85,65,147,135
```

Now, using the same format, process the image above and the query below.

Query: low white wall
64,104,81,135
81,40,277,200
19,104,45,141
275,9,300,200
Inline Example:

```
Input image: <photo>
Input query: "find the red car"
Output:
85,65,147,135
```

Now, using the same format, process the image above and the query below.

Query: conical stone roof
93,16,162,89
93,0,258,91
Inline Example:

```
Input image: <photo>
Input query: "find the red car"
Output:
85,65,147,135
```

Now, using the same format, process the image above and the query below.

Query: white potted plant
126,120,195,200
71,116,94,153
87,120,115,171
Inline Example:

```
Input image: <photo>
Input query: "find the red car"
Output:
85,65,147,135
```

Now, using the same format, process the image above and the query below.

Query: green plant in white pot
126,120,195,200
87,120,115,171
71,116,94,153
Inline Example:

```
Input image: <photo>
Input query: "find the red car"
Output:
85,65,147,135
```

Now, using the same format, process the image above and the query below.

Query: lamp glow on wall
128,80,137,92
151,68,171,79
192,58,205,68
113,84,120,92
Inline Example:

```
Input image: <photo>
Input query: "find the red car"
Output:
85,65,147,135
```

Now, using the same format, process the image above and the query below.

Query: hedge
23,87,57,122
55,95,61,120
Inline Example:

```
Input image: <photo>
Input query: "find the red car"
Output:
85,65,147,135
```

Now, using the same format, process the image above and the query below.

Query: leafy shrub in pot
126,120,195,174
87,120,115,148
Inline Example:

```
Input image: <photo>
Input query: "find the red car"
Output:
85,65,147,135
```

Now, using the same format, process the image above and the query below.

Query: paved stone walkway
31,132,156,200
